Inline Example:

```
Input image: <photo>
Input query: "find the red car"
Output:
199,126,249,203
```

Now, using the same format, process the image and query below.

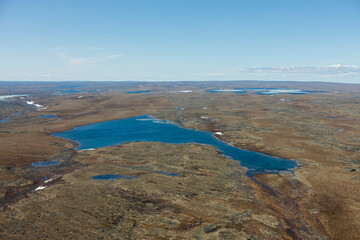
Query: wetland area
0,81,359,239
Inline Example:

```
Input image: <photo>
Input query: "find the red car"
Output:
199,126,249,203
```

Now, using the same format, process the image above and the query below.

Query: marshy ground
0,81,359,239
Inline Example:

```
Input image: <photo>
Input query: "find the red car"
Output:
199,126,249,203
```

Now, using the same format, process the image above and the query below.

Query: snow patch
26,101,47,110
44,178,53,183
0,95,27,101
35,186,46,191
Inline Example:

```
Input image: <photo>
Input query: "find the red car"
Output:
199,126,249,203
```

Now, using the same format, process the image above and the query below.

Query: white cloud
189,65,360,79
54,48,123,67
238,65,360,75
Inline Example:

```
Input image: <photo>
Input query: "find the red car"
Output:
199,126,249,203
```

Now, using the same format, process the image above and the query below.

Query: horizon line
0,79,359,85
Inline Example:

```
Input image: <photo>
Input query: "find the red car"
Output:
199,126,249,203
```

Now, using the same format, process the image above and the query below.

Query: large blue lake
206,88,326,95
52,115,297,173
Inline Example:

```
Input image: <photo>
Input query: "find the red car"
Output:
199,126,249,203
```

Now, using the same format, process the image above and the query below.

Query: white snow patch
44,178,53,183
0,95,27,101
200,116,208,119
215,132,223,135
153,119,172,124
26,101,47,110
35,186,46,191
179,90,192,93
203,106,208,109
77,95,84,98
136,118,171,124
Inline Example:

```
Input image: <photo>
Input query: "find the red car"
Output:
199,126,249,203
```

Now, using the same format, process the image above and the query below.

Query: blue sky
0,0,359,83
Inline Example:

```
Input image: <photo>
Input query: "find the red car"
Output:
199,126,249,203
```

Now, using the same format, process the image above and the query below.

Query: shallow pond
91,174,138,180
32,160,60,167
38,115,59,118
126,90,152,94
156,171,179,176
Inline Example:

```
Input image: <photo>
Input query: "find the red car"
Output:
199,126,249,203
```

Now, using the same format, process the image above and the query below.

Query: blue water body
43,89,83,93
206,88,325,95
126,90,152,94
12,113,22,116
41,88,84,94
32,160,60,167
327,116,339,119
91,174,138,180
255,89,326,95
0,118,9,122
64,89,83,93
52,115,297,173
156,171,179,176
38,115,59,118
255,90,308,95
59,85,81,88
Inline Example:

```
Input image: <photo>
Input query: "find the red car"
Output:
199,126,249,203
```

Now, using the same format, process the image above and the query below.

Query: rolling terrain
0,81,359,239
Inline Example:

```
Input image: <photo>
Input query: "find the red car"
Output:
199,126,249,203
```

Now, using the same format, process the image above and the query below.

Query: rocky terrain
0,81,359,239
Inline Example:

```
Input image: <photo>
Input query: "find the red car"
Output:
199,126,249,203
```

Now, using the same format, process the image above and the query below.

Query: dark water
38,115,59,118
156,171,179,176
32,160,60,167
126,90,152,94
91,174,138,180
52,115,297,173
